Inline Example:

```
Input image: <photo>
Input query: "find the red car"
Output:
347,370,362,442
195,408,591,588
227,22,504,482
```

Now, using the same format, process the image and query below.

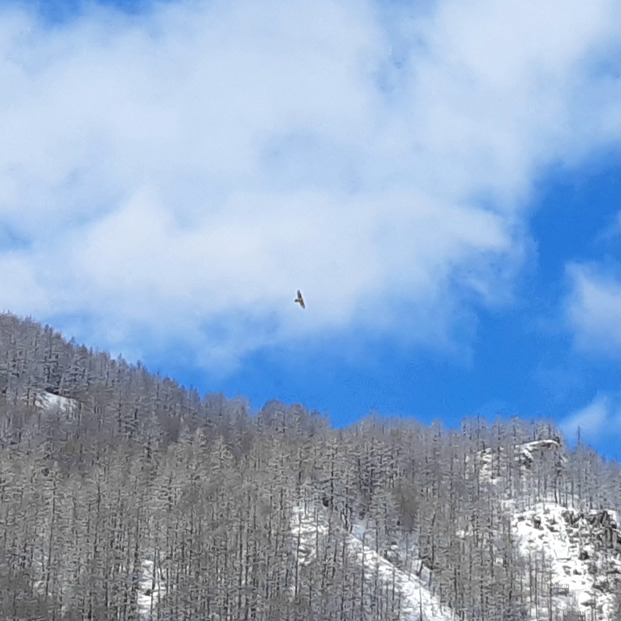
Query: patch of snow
137,558,165,620
35,390,78,414
291,504,454,621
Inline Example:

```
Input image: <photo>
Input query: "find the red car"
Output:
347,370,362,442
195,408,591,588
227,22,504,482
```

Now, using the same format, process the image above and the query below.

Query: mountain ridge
0,312,620,620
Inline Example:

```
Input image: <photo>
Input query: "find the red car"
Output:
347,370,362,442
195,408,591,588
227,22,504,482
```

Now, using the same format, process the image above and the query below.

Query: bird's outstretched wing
294,290,306,309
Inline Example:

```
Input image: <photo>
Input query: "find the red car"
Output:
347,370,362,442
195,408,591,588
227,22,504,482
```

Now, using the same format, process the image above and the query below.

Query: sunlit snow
35,390,78,414
512,502,621,620
291,504,454,621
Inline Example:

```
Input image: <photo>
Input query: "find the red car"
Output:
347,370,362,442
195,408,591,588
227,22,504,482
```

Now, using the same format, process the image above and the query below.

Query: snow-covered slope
512,502,621,621
291,505,454,621
486,439,621,620
291,438,621,621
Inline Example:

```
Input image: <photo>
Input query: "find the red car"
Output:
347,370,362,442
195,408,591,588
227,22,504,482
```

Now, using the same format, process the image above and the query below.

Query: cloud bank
1,0,621,370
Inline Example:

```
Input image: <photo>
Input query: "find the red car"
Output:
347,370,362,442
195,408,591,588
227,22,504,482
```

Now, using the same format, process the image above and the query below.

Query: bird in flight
294,290,306,309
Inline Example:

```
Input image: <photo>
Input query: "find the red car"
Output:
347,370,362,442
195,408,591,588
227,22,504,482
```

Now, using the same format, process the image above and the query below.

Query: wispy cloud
1,0,621,370
565,263,621,356
560,392,621,445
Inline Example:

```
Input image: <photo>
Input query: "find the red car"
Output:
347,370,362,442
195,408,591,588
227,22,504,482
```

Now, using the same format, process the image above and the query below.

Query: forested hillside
1,313,620,620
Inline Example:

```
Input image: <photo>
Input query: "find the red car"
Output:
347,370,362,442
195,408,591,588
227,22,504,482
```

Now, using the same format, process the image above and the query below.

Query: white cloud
1,0,621,369
560,392,621,445
566,264,621,356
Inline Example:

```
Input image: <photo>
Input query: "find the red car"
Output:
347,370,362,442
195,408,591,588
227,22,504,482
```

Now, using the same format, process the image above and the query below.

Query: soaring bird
294,290,306,309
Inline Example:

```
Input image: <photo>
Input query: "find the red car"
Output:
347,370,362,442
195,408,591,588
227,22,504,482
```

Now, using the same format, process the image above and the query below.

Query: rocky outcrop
513,503,621,620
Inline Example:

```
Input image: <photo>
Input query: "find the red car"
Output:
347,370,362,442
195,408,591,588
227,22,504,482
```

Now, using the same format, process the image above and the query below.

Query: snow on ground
35,390,78,414
475,439,565,485
137,558,165,620
511,501,621,621
291,505,454,621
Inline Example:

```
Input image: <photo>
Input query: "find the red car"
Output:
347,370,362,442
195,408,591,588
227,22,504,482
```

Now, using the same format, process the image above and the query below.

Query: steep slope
482,439,621,621
512,503,621,620
291,504,455,621
2,314,621,621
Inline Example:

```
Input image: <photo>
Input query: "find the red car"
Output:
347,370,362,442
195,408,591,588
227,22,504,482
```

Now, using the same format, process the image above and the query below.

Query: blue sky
2,0,621,461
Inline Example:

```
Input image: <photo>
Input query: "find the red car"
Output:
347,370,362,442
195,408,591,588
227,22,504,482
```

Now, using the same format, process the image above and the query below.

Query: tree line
0,312,620,620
